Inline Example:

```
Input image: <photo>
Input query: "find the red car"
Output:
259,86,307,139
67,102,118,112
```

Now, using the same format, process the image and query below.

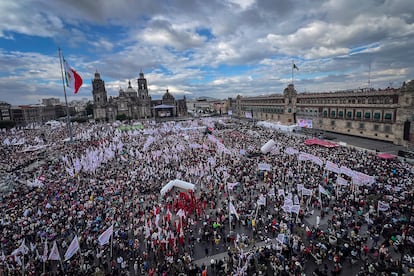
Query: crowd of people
0,117,413,275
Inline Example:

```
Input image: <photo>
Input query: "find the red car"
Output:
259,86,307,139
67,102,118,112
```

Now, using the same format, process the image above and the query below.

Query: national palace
228,80,414,146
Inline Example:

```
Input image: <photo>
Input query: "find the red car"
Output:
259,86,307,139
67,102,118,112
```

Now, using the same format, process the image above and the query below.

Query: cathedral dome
162,89,174,101
126,80,136,93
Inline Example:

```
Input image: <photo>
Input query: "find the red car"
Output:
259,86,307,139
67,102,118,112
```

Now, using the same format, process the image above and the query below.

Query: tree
0,120,16,129
116,114,128,121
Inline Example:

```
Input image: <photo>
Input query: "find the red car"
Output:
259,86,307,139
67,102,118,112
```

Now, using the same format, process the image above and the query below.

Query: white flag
301,188,313,196
176,209,186,218
364,212,373,224
227,182,239,190
98,225,114,246
277,234,285,244
290,205,300,214
42,241,48,262
11,239,29,256
377,201,390,212
257,194,266,206
229,202,239,220
48,241,60,261
64,235,80,261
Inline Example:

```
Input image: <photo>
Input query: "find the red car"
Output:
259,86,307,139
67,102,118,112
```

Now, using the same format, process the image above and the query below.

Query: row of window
241,106,285,114
327,120,393,133
322,110,393,121
298,96,396,105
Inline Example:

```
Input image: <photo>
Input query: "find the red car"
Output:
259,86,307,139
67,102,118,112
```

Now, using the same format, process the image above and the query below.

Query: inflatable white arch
160,179,196,197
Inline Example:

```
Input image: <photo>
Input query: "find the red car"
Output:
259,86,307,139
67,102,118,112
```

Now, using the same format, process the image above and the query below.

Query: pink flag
64,235,80,261
98,225,114,246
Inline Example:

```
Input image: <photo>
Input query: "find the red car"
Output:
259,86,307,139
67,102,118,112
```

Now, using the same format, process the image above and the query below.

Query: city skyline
0,0,413,105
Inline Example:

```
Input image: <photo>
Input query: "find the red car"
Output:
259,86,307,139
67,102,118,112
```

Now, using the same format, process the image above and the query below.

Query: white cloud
0,0,413,104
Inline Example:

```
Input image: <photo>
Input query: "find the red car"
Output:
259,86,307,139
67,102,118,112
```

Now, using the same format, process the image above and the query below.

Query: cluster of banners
4,226,113,266
284,146,376,187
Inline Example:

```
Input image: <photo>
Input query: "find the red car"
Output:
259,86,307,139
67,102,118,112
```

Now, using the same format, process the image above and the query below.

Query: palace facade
92,70,187,121
228,80,414,146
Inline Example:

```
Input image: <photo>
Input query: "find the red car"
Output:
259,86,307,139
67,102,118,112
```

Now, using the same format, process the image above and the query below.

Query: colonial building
92,70,187,121
228,80,414,146
3,103,70,126
0,101,11,121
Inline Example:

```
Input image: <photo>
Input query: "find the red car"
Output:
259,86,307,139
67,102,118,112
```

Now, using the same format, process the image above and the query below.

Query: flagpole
228,190,232,234
110,230,113,258
43,240,46,275
21,253,24,276
292,60,294,85
58,48,74,143
60,255,65,273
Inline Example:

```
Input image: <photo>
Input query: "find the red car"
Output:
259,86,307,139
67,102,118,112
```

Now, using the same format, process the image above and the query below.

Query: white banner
284,147,299,155
325,161,340,174
336,176,348,186
258,163,271,171
290,205,300,214
340,166,355,177
301,188,313,196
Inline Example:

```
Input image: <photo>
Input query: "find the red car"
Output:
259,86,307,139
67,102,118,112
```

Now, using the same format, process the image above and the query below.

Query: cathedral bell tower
91,70,108,120
92,71,108,106
137,70,149,98
136,70,152,118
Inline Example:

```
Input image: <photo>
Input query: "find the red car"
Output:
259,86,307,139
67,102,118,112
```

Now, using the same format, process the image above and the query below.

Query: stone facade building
92,70,187,121
228,81,414,146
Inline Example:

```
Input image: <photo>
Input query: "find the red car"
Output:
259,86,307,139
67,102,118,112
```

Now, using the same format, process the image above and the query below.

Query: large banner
298,118,313,128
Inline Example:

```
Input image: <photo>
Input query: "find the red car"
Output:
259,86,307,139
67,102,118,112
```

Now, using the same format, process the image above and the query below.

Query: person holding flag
64,235,80,261
98,224,114,246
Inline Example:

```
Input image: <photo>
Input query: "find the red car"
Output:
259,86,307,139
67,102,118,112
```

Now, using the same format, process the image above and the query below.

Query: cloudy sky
0,0,413,105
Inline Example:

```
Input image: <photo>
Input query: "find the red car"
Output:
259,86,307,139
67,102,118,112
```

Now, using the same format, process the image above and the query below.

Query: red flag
64,59,83,94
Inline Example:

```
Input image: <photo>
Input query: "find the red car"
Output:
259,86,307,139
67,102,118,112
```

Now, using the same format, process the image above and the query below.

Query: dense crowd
0,118,413,275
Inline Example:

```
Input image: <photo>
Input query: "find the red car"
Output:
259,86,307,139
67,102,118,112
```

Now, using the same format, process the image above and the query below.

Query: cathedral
92,70,187,121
